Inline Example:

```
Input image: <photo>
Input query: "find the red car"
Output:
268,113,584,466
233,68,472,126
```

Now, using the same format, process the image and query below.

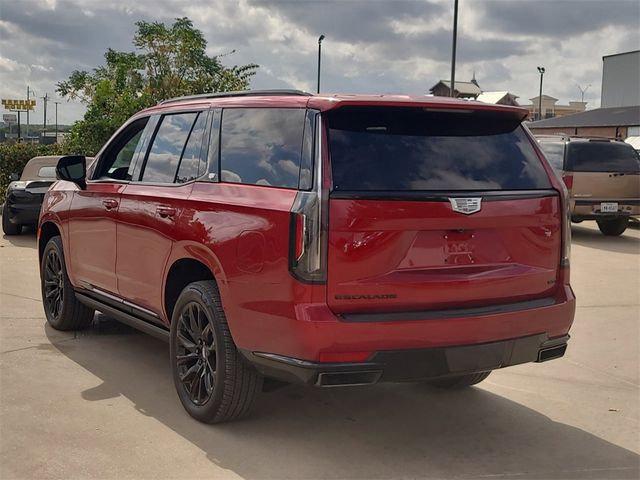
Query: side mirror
9,173,19,182
56,155,87,189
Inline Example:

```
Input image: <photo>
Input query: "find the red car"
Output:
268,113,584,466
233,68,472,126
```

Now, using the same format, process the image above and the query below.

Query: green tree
57,17,258,155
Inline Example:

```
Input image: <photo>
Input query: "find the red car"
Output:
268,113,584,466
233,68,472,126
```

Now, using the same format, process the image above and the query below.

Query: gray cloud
478,0,640,37
1,0,639,126
250,0,444,43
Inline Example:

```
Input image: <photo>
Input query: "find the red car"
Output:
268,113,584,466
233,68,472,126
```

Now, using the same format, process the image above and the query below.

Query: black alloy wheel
175,301,217,406
40,235,94,331
43,248,64,320
170,280,262,423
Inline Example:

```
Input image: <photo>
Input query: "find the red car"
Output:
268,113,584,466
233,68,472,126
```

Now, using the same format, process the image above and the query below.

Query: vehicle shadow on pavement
45,316,640,480
571,225,640,255
1,231,37,249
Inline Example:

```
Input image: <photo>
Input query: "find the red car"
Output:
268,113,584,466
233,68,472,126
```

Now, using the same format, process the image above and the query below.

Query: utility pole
317,35,325,94
26,86,35,139
537,67,545,120
450,0,459,97
41,93,49,139
54,101,60,142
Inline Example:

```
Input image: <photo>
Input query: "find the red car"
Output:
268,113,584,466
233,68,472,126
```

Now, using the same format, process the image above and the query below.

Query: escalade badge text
449,197,482,215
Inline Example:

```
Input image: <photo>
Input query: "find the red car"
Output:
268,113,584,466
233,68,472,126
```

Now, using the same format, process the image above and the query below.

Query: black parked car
2,156,61,235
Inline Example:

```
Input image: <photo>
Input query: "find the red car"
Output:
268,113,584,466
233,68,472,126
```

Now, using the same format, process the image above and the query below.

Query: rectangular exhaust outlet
537,344,567,362
316,370,383,387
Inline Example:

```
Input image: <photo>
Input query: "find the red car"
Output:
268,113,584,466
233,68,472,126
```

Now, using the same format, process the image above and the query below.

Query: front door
67,117,150,294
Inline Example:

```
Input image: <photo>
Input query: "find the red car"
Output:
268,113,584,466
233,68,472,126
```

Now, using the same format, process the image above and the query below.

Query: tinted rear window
566,141,640,172
538,142,565,170
327,107,551,191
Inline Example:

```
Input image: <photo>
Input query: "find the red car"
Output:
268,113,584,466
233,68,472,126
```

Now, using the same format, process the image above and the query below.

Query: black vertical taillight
289,113,327,283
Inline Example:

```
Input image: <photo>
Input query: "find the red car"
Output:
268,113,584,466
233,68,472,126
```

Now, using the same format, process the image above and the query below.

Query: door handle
102,199,118,210
156,206,177,218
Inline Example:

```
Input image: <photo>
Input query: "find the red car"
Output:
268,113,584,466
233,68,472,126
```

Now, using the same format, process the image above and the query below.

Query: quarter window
176,112,209,183
220,108,306,188
142,112,198,183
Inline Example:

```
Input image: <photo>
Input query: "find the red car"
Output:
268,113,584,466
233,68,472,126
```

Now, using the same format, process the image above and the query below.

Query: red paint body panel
39,93,575,369
68,183,125,293
116,183,194,316
327,196,561,313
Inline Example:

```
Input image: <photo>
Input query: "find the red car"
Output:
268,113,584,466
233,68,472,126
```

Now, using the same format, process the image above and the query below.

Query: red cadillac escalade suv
39,90,575,423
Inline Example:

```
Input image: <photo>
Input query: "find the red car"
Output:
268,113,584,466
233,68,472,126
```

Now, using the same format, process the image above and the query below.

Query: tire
170,280,263,423
40,236,94,330
2,206,21,235
597,217,628,236
427,371,491,389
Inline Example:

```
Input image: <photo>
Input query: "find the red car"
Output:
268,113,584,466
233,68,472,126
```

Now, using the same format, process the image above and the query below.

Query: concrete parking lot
1,223,638,479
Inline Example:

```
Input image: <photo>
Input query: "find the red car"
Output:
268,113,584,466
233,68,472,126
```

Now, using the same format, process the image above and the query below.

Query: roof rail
159,89,313,105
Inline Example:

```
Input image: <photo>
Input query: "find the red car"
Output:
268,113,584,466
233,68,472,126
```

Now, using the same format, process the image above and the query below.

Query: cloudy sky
1,0,638,125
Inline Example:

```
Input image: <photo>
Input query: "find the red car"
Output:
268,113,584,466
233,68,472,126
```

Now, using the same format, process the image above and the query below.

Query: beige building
523,95,587,121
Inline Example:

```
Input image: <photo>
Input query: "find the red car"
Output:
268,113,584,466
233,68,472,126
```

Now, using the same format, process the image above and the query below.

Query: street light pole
537,66,545,120
317,35,325,94
42,93,49,139
54,101,60,142
450,0,459,97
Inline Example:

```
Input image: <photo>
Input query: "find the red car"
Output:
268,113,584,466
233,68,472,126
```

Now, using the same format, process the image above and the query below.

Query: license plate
600,202,618,213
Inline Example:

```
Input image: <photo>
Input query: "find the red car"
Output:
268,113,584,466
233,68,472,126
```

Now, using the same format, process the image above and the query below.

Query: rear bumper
233,284,575,376
572,199,640,219
243,334,570,386
4,192,43,226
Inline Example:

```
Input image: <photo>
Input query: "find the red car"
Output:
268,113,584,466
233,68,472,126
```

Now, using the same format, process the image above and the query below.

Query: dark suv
39,90,576,423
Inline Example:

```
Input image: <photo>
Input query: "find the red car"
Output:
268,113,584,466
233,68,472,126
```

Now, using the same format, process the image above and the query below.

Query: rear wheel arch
164,258,216,323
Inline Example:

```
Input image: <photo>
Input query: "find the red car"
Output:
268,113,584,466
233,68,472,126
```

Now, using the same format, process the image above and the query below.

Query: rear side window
220,108,305,188
538,142,565,170
327,107,551,191
566,142,640,173
142,112,198,183
38,166,57,178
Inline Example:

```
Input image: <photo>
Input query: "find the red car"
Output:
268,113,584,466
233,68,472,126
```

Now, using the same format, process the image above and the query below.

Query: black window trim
135,108,209,187
203,108,222,183
298,109,319,191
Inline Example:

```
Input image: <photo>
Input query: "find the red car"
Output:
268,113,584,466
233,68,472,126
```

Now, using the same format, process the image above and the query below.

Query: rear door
116,110,210,319
325,106,562,314
566,141,640,210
